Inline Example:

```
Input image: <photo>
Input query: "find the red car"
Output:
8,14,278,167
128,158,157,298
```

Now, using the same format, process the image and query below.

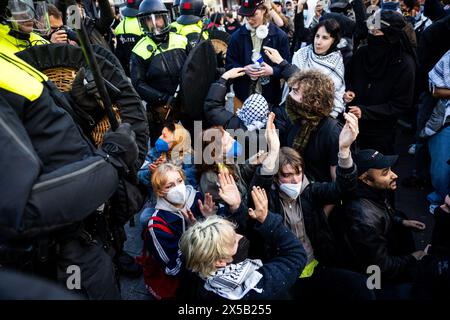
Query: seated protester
271,69,342,183
196,126,266,221
250,112,375,300
342,149,428,298
204,67,269,131
178,187,307,300
264,18,346,119
138,164,243,299
138,122,196,226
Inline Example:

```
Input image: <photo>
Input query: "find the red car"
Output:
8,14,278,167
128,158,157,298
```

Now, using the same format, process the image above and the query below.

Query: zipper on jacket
31,159,105,191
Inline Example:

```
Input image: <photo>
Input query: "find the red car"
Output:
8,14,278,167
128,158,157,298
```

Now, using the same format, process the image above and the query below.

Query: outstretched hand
198,193,216,217
181,209,197,226
221,67,246,80
248,186,269,223
338,112,359,153
218,173,241,212
263,46,284,64
265,112,280,152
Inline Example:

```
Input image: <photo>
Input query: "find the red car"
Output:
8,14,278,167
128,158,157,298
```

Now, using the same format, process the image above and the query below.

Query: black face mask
232,236,250,264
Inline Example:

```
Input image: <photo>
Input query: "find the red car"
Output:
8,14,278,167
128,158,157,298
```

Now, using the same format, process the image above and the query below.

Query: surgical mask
279,182,302,199
155,137,170,153
166,183,187,205
226,140,243,158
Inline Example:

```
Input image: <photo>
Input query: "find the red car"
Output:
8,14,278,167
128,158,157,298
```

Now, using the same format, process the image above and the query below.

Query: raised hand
338,112,359,154
248,186,269,223
198,193,217,217
218,173,241,212
265,112,279,151
181,209,197,226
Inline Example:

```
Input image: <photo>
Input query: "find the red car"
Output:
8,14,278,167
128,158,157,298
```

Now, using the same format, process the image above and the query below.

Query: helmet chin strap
8,26,31,41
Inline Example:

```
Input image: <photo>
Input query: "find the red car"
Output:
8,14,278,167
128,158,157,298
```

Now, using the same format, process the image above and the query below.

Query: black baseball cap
354,149,399,176
238,0,266,16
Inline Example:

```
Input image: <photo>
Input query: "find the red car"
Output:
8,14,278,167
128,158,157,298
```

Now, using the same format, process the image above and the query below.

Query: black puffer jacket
342,182,417,281
248,162,357,267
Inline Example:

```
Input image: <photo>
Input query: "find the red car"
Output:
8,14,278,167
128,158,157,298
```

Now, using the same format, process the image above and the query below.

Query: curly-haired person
272,69,343,183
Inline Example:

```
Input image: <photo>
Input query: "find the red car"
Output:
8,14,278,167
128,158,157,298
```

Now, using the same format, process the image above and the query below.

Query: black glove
71,67,99,113
100,123,138,174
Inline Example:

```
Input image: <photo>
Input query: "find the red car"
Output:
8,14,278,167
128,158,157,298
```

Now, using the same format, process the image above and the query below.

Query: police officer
130,0,190,143
0,0,49,53
0,0,139,299
114,0,144,75
171,0,208,47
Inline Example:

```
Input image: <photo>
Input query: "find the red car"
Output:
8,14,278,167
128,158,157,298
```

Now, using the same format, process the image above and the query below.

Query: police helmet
137,0,171,42
176,0,205,25
122,0,143,17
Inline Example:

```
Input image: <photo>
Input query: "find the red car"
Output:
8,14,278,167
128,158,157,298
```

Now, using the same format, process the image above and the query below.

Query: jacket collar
355,181,391,207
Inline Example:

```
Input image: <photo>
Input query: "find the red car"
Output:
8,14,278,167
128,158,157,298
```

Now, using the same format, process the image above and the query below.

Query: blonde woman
178,187,306,300
138,122,197,226
140,164,242,299
139,122,196,189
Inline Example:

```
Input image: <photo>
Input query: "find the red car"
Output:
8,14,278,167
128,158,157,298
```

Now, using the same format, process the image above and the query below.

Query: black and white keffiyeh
204,259,264,300
236,94,269,131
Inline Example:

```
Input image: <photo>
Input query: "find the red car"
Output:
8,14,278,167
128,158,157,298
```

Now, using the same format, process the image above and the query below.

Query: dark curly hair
287,69,335,116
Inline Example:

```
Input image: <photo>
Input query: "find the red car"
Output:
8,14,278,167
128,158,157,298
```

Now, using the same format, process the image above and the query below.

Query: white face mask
166,183,187,205
279,182,302,199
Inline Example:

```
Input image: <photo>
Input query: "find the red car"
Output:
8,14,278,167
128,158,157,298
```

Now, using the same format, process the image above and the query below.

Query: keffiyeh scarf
204,259,264,300
236,93,269,131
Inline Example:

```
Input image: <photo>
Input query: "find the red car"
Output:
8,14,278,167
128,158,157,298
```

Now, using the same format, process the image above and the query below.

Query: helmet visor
139,12,170,35
7,0,50,35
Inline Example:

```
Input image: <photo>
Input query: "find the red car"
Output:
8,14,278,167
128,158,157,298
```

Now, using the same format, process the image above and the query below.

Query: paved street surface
119,126,434,300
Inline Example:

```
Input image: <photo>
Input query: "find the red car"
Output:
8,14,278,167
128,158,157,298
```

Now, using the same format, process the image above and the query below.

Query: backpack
135,215,180,300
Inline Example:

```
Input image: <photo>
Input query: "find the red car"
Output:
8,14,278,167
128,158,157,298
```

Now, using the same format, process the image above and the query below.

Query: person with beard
271,70,343,183
248,112,376,300
341,149,429,299
345,9,416,154
178,187,307,300
140,164,244,299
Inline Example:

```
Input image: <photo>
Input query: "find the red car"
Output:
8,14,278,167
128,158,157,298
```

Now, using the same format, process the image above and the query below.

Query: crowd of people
0,0,449,301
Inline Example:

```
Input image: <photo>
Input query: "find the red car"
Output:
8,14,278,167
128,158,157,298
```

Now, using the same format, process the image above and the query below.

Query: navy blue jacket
225,23,291,105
